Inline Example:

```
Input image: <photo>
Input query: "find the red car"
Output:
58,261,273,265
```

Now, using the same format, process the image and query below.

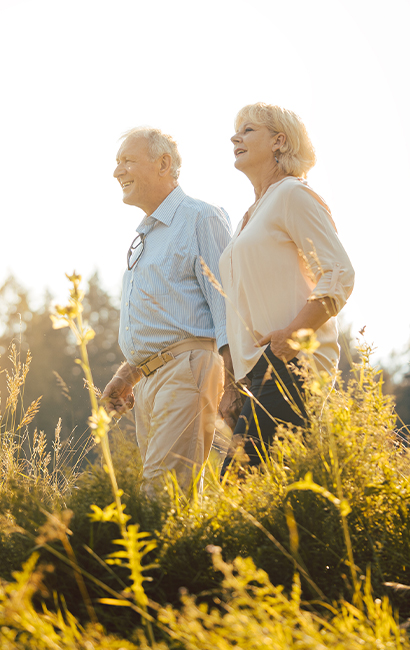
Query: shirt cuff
215,326,228,352
308,265,354,313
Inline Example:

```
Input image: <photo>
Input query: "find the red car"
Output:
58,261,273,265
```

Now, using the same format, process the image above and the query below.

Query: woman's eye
244,128,253,133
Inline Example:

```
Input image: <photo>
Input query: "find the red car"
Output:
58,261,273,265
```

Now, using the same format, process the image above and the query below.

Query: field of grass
1,274,410,649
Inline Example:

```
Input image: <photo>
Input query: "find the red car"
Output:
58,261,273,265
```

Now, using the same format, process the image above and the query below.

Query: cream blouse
219,176,355,381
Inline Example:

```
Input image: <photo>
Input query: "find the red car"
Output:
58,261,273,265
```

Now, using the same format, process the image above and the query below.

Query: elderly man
102,127,240,494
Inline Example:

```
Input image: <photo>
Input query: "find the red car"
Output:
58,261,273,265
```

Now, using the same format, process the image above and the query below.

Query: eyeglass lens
127,234,145,270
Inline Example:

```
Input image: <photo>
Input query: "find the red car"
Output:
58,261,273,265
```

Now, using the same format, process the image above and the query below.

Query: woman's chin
234,157,247,171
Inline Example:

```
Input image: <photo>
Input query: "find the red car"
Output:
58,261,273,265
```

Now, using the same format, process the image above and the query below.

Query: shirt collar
137,184,186,231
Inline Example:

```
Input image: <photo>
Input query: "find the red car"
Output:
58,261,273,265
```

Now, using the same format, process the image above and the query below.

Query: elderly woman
219,102,354,473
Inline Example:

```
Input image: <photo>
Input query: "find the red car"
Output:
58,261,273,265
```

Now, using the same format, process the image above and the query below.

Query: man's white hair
122,126,182,180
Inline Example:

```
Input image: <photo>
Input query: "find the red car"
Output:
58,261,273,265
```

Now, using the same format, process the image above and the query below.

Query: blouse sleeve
284,182,355,313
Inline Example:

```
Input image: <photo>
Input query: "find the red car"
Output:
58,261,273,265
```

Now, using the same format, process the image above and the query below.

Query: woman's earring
274,155,279,164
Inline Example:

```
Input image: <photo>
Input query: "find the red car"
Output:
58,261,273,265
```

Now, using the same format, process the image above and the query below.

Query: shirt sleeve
195,208,232,350
285,183,355,313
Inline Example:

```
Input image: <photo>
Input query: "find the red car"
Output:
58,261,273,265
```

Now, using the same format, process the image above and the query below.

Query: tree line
0,272,409,455
0,273,125,458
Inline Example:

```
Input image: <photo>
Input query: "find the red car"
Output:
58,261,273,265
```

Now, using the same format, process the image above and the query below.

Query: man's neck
143,182,178,216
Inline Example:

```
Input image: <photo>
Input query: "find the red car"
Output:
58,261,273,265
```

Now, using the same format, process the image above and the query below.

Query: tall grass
0,340,93,502
0,272,409,649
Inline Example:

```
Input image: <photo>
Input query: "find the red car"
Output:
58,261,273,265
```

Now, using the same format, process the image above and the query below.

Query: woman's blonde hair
235,103,316,178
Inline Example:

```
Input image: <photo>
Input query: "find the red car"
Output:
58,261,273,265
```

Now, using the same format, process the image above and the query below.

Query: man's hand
101,376,135,416
218,384,245,431
256,328,296,363
218,344,246,431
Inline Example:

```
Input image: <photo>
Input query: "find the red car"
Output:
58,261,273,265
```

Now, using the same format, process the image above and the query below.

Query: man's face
113,136,159,209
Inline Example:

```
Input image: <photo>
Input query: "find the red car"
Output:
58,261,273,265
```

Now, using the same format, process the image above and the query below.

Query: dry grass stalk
83,378,101,398
200,257,227,297
53,371,72,402
16,396,42,431
4,347,32,427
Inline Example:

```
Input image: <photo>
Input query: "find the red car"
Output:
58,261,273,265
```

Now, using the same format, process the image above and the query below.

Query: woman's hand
256,328,295,363
256,298,337,363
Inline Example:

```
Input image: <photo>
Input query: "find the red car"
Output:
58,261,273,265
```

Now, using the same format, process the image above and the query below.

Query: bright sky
1,0,409,370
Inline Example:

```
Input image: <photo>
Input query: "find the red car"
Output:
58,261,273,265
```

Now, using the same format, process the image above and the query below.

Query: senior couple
102,102,355,495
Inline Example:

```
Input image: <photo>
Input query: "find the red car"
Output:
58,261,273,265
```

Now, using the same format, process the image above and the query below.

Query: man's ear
158,153,173,177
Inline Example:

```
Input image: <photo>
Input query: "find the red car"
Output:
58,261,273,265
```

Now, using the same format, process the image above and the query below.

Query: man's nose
113,163,123,178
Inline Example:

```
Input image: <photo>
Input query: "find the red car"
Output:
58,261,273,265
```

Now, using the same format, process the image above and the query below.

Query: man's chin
122,193,135,206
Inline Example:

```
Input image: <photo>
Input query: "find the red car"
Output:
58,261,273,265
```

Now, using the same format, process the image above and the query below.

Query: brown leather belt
137,338,217,378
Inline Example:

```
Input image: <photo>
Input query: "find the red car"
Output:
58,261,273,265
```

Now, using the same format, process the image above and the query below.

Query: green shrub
2,276,410,648
0,553,165,649
151,343,410,621
159,546,410,650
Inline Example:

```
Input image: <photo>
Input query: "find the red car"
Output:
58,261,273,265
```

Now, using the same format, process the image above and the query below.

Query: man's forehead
117,134,148,158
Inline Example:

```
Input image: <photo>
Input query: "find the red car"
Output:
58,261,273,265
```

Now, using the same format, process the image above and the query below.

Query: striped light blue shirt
119,185,232,366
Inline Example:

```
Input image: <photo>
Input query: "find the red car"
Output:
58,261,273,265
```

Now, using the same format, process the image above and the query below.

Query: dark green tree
0,273,126,455
393,354,410,433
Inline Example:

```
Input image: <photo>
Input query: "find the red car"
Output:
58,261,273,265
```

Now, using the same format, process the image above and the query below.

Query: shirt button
125,302,129,306
131,350,135,355
126,327,129,331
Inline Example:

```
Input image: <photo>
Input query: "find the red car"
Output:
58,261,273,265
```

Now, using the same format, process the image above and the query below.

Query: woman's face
231,122,277,173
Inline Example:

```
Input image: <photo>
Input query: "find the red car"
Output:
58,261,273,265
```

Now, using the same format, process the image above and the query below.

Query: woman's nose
231,133,241,144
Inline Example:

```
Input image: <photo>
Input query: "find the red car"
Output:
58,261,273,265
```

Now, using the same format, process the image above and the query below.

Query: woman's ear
272,132,286,153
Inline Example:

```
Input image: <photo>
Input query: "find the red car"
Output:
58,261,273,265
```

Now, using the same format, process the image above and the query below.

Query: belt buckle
140,363,151,377
159,351,174,364
141,350,175,378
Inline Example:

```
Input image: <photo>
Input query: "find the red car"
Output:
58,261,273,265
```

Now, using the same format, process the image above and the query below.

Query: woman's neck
250,165,291,201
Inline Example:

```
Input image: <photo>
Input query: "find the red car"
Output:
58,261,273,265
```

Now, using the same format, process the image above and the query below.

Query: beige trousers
134,347,224,495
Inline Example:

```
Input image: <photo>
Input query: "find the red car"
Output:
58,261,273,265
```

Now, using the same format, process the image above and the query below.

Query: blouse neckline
236,176,296,238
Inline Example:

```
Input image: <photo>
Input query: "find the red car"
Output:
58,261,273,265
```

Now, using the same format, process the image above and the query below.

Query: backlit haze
1,0,409,372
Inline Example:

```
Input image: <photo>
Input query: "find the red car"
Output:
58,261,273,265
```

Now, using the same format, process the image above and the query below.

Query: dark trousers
221,347,307,474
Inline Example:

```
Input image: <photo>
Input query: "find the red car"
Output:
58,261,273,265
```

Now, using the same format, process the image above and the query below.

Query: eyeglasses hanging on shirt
127,219,159,271
127,233,146,270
